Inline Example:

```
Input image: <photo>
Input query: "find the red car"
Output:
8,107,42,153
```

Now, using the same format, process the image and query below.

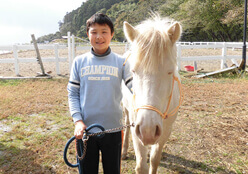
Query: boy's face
87,23,114,55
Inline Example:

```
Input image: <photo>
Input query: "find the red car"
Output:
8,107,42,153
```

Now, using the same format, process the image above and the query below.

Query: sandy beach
0,45,243,77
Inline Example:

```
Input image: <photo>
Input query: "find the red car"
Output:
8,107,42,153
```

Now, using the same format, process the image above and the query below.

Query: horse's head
124,16,182,145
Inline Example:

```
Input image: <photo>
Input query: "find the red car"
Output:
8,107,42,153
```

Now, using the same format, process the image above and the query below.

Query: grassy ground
0,78,75,173
0,76,247,174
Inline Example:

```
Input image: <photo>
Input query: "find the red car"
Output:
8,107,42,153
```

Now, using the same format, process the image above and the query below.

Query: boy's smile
87,23,114,55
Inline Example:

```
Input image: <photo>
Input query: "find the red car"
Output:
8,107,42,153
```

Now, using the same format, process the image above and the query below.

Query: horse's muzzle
135,122,162,145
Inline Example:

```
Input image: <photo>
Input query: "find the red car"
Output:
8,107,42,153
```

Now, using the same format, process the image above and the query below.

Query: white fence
0,38,245,76
176,42,243,70
67,32,244,72
0,44,67,76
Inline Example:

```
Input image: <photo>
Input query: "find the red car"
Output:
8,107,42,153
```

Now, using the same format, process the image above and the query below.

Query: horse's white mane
130,15,178,74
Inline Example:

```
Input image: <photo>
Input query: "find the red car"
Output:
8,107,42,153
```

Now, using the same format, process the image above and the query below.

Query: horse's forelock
132,18,177,74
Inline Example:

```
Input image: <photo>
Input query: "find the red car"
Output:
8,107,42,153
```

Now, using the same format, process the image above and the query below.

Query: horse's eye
132,70,135,74
168,72,173,75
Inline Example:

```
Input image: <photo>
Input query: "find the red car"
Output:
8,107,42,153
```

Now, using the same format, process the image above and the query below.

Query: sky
0,0,86,45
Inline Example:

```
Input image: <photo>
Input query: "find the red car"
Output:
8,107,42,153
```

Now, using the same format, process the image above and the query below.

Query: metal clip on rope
63,124,105,168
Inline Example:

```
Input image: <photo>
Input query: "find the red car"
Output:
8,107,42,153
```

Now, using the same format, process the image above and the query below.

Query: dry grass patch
0,77,248,174
0,79,68,119
163,77,248,173
0,78,77,173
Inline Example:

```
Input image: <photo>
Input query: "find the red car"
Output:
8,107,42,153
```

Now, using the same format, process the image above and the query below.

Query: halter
132,75,184,119
123,52,183,119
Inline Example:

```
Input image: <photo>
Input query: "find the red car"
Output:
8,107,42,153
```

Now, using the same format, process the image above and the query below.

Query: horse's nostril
155,125,161,137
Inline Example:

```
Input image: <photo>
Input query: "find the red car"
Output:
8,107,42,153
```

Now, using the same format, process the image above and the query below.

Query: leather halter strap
132,75,183,119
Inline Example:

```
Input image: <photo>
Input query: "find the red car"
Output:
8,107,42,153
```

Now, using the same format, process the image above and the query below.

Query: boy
67,13,132,174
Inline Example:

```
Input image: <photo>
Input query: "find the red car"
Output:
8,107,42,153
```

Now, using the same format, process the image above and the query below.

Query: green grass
0,111,75,173
0,79,22,86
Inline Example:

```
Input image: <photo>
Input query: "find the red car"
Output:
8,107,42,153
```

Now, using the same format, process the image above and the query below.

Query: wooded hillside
37,0,245,43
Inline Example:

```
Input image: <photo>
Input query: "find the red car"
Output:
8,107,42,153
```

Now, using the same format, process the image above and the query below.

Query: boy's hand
74,120,87,139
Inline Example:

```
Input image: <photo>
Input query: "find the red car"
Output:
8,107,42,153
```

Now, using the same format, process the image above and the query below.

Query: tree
160,0,244,41
39,0,246,42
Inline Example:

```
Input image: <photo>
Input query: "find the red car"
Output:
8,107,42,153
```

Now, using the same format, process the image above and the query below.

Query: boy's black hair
86,13,114,34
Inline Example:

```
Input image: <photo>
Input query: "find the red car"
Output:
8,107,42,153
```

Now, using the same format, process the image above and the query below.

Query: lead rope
77,123,135,160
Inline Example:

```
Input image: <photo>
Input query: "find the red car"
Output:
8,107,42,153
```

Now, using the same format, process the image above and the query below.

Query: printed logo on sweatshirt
81,65,118,80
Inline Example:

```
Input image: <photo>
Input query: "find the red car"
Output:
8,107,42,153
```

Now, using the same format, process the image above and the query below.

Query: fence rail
0,44,67,75
176,42,243,70
0,39,245,76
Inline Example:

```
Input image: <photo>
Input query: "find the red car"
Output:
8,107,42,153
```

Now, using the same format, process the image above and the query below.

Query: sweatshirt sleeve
67,58,83,123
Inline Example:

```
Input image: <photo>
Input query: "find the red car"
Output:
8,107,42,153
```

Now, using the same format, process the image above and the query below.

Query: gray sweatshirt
67,47,132,132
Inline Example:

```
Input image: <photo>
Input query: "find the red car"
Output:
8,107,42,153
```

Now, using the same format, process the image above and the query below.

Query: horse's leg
122,107,130,160
149,125,173,174
132,129,149,174
149,142,165,174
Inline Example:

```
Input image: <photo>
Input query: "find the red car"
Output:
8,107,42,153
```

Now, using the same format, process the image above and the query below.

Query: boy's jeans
77,131,122,174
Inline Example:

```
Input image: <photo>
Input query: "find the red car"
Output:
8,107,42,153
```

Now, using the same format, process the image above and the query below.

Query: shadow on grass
0,142,56,174
122,153,136,161
160,152,236,174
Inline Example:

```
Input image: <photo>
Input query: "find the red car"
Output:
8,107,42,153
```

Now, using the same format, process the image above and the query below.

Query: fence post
125,43,129,52
31,34,46,75
177,44,182,71
68,32,72,73
13,45,19,76
221,42,228,69
54,43,60,75
194,61,197,71
72,34,75,60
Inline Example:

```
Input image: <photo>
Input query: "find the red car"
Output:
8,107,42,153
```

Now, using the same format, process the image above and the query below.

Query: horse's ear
123,21,137,42
167,22,182,44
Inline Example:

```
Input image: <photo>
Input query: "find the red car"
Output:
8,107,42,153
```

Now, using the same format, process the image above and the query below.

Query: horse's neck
122,81,132,110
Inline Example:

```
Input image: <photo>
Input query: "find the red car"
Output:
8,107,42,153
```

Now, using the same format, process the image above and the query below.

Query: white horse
122,15,183,174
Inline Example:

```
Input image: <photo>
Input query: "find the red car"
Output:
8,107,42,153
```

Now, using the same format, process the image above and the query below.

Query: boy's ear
123,21,137,42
